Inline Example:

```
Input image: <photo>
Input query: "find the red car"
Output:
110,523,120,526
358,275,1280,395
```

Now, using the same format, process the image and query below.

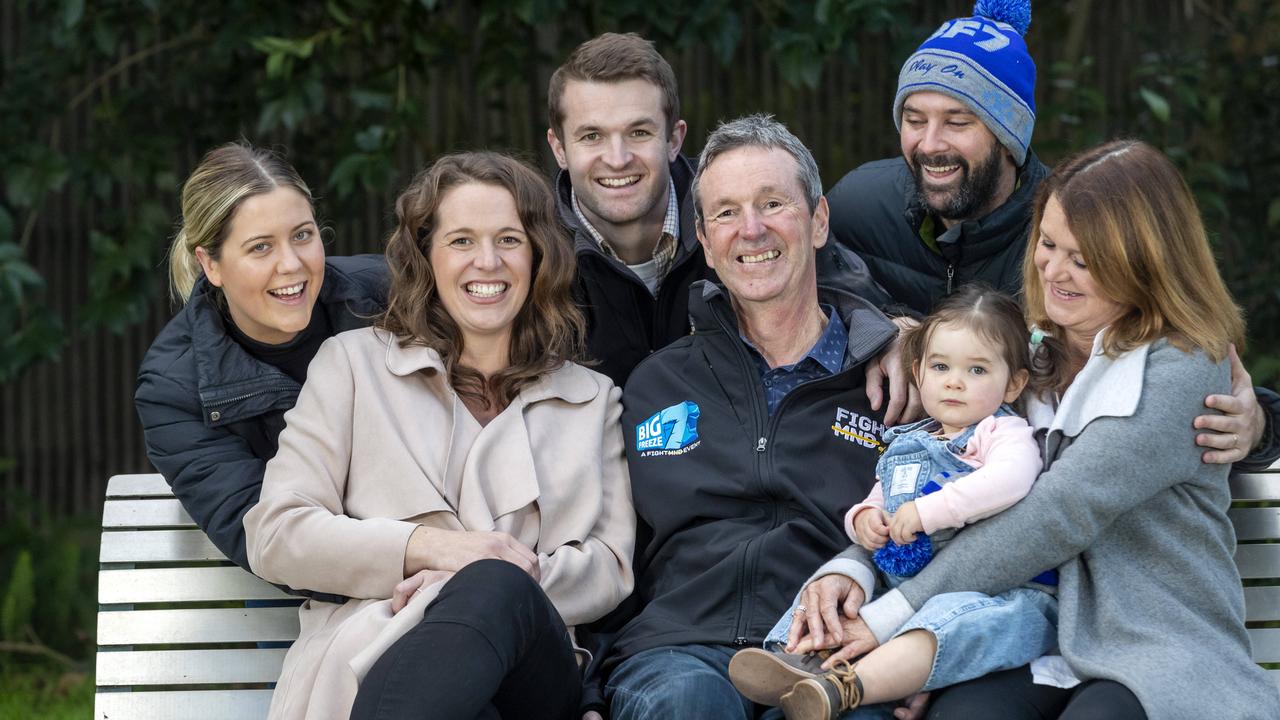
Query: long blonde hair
1023,139,1244,392
168,143,313,302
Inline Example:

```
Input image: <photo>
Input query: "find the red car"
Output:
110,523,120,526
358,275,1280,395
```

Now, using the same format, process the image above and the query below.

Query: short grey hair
691,114,823,227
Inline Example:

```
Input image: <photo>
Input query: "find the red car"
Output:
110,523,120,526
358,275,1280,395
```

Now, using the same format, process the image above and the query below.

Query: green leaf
1268,198,1280,230
328,0,355,26
62,0,85,29
1,550,35,641
5,260,44,289
1138,87,1171,123
0,208,12,243
816,0,832,24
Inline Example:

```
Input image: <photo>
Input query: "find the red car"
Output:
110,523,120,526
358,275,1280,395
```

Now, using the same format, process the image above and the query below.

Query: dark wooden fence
0,1,1230,518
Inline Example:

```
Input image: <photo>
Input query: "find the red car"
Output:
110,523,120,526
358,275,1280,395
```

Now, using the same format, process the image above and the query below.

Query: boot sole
780,679,835,720
728,648,819,706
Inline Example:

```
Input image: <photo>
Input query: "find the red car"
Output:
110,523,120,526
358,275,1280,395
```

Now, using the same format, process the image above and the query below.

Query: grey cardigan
832,338,1279,719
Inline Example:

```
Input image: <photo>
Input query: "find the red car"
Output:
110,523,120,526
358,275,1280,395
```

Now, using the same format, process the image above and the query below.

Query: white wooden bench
95,469,1280,717
95,473,299,720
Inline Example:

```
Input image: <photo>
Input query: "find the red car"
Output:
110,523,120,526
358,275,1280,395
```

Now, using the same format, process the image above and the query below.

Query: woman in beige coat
244,152,635,720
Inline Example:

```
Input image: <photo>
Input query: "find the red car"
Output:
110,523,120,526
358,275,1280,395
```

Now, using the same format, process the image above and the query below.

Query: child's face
914,322,1029,436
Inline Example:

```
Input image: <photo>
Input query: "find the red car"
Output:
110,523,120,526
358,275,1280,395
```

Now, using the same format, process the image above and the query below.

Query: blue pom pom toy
974,0,1032,36
874,535,934,577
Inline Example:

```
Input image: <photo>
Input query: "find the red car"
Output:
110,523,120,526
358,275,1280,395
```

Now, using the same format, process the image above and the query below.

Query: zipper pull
946,264,955,295
756,437,767,452
733,636,750,646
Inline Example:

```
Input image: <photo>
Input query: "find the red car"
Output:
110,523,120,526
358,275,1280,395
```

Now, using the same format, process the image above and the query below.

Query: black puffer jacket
607,279,896,668
563,157,891,387
135,255,387,575
827,152,1049,315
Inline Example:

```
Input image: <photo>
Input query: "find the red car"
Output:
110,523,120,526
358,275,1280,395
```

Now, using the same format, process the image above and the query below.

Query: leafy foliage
0,0,911,384
0,492,97,662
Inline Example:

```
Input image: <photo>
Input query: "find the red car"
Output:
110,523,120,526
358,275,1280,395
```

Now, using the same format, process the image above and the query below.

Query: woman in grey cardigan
791,140,1279,720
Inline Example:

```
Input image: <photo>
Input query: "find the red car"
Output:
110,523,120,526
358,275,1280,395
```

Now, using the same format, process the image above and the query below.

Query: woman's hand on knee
404,526,541,581
391,569,454,614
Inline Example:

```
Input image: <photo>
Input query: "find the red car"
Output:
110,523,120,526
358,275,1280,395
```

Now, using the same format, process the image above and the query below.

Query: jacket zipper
946,263,955,295
205,385,296,407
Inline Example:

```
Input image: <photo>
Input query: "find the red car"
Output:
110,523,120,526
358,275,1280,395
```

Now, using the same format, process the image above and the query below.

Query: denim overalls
872,406,1017,584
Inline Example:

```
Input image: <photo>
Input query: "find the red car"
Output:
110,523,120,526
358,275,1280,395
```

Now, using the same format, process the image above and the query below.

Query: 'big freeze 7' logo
636,401,701,456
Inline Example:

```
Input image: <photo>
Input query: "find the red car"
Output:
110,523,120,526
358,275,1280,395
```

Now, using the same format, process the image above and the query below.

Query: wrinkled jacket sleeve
537,384,636,628
244,338,419,599
135,367,264,572
1234,385,1280,471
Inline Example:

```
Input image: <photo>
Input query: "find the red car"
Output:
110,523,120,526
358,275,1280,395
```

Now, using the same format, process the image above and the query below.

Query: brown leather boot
728,647,829,706
779,660,863,720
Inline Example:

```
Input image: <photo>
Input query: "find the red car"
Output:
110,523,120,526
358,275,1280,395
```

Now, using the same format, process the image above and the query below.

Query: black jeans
350,559,581,720
926,666,1147,719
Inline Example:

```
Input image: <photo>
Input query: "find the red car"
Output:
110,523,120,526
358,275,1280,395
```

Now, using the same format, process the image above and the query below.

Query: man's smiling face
548,78,686,238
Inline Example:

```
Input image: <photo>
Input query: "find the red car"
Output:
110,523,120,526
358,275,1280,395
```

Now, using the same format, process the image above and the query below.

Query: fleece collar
1025,331,1150,437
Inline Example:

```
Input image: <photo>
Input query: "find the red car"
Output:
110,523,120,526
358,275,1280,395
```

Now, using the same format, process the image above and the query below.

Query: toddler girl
731,285,1057,719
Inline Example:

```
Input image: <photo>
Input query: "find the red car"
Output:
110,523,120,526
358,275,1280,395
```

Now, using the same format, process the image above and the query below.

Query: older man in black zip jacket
590,114,898,719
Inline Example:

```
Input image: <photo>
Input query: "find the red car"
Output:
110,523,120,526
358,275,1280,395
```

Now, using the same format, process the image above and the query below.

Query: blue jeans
899,588,1057,692
607,644,893,719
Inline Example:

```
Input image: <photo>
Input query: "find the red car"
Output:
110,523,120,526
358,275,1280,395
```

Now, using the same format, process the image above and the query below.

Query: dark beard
910,142,1005,222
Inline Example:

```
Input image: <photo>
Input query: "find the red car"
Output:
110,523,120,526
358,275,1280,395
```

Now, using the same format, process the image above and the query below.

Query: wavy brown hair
1023,139,1245,393
377,151,585,409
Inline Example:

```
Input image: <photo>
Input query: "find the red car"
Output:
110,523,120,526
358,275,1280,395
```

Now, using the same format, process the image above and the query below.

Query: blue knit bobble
874,535,935,577
974,0,1032,36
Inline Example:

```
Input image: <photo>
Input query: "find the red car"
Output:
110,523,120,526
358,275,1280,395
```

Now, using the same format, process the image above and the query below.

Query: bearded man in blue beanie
827,0,1275,472
827,0,1040,317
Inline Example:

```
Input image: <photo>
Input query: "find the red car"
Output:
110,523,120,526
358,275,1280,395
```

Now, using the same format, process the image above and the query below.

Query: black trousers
926,666,1147,720
349,559,581,720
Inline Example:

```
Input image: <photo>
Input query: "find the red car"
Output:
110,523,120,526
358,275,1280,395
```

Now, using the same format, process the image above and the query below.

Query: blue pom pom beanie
893,0,1036,166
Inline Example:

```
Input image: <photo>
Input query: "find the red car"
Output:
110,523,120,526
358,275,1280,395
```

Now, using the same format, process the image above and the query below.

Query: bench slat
100,529,223,563
106,473,173,498
1230,473,1280,502
1244,586,1280,623
94,689,274,720
1228,508,1280,542
103,498,195,528
1235,544,1280,580
96,648,287,686
98,607,300,645
1250,628,1280,664
98,567,291,603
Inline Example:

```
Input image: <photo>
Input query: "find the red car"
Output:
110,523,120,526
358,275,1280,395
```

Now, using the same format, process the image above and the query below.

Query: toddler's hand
854,508,890,551
889,502,924,545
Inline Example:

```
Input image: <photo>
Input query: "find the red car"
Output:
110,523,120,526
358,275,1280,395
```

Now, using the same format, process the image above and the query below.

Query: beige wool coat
243,327,635,720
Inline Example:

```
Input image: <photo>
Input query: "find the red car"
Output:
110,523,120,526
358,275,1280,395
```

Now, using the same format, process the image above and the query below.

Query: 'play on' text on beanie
892,0,1036,166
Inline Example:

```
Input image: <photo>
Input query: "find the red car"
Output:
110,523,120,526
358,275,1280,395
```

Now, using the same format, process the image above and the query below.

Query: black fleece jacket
575,280,895,711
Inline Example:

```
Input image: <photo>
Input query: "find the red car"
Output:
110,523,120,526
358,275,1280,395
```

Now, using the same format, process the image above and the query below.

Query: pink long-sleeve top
845,414,1043,540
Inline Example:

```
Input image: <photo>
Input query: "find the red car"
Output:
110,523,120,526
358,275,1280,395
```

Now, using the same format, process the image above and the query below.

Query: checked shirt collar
571,177,680,288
